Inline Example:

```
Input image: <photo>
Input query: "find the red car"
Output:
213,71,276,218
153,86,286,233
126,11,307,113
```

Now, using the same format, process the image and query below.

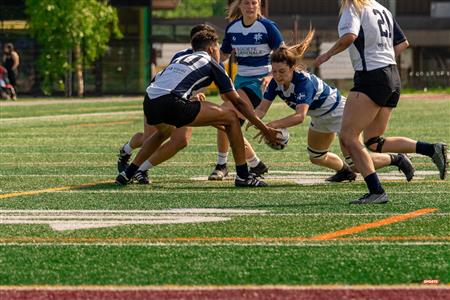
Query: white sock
247,155,261,168
122,143,133,155
138,160,154,171
217,152,228,165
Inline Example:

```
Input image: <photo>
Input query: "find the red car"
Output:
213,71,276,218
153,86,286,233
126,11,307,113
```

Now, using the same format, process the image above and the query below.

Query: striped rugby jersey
338,0,406,71
147,51,234,100
264,70,341,118
221,17,283,77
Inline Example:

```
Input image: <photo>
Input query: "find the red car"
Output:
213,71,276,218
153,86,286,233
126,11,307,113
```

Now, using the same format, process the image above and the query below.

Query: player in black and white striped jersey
316,0,447,204
116,30,281,187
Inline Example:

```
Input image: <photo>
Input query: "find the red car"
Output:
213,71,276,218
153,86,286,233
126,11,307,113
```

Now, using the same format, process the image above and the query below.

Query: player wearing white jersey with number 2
208,0,284,181
255,29,414,183
316,0,447,204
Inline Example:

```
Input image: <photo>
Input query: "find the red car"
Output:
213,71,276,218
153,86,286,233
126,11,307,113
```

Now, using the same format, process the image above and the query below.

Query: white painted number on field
0,209,266,231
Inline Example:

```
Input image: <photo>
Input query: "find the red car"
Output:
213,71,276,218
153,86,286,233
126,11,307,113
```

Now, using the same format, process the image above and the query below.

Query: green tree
154,0,226,18
26,0,122,95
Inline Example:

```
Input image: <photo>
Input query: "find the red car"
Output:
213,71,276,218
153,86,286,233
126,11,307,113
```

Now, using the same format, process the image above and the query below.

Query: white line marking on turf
0,111,141,123
0,209,266,231
0,241,448,247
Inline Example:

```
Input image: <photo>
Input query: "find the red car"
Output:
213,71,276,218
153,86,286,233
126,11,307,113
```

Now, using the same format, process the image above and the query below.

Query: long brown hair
340,0,371,14
270,28,315,69
227,0,262,21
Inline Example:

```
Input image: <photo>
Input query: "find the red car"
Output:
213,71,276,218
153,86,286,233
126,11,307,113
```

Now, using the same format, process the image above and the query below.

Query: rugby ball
265,128,289,150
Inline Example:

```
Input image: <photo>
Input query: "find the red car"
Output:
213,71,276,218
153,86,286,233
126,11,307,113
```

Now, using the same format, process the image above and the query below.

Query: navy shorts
143,94,201,128
351,64,401,108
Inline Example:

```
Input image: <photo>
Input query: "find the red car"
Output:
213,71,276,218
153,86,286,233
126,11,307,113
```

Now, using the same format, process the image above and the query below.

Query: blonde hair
271,28,315,70
340,0,371,14
227,0,263,21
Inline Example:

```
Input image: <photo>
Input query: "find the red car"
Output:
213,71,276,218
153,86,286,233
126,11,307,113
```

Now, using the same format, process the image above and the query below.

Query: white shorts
309,98,346,134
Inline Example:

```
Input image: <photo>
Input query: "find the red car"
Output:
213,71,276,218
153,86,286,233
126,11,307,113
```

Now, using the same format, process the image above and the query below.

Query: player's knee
172,137,189,150
308,147,328,164
223,108,239,125
339,132,358,151
364,136,385,153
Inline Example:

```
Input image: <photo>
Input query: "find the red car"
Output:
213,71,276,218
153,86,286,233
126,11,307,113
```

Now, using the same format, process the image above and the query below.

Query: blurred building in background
0,0,449,95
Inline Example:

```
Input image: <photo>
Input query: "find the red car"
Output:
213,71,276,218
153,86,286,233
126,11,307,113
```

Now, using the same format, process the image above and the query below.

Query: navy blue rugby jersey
264,70,341,117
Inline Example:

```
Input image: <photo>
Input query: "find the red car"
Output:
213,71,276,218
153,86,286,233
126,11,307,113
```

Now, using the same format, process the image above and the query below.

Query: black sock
416,141,435,157
389,154,400,166
236,163,250,179
364,172,385,194
339,164,349,172
216,163,227,169
125,163,139,179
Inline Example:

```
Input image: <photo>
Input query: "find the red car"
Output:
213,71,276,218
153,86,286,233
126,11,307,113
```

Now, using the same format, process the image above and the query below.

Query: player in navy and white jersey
316,0,447,204
115,30,280,187
117,24,216,184
208,0,285,181
255,29,413,182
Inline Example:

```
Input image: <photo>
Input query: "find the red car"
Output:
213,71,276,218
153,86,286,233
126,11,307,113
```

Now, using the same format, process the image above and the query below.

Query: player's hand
190,93,206,102
259,75,272,94
315,52,331,67
254,126,281,145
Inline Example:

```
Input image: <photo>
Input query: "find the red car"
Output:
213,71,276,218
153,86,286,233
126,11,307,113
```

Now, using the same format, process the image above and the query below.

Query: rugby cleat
235,174,268,187
133,170,150,184
431,143,448,180
115,171,132,186
349,192,388,205
249,161,269,177
208,164,229,181
395,154,415,182
117,144,131,173
326,166,357,182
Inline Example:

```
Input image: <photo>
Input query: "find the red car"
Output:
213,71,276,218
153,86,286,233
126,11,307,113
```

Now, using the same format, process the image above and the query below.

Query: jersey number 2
373,9,392,38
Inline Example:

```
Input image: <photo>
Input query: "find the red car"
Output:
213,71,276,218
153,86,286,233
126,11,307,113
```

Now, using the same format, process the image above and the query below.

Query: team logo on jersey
232,36,236,41
253,33,263,43
298,93,306,100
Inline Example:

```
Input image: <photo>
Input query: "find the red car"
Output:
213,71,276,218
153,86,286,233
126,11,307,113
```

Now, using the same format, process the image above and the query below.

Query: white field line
0,241,448,247
0,111,141,123
0,97,141,107
0,210,448,217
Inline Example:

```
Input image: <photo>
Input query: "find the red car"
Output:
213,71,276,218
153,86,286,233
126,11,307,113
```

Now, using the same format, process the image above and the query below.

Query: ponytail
271,28,315,69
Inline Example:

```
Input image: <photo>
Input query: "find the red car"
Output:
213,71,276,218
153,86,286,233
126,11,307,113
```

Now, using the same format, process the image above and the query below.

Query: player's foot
326,166,357,182
133,170,150,184
394,154,415,182
235,174,268,187
208,164,229,181
349,192,388,204
249,161,269,177
115,171,132,186
117,144,131,173
431,143,448,180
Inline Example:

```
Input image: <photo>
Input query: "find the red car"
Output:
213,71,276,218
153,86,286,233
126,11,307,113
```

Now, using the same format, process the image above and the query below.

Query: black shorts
351,64,401,108
143,94,201,128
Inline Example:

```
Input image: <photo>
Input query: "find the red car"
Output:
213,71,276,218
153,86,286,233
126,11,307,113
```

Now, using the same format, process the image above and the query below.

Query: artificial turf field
0,94,449,298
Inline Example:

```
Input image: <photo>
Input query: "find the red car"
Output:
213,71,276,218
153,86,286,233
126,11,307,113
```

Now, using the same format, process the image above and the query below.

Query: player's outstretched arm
315,33,357,67
222,90,280,144
267,104,308,129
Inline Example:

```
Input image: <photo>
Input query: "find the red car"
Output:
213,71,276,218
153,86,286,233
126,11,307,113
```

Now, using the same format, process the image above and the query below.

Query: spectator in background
2,43,20,94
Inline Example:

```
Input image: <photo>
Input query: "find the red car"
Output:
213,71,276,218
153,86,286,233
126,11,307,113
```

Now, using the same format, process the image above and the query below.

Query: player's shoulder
225,18,243,33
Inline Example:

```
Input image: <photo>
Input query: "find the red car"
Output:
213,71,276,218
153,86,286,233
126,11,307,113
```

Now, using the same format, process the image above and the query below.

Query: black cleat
133,170,150,184
208,164,229,181
249,161,269,177
431,143,448,180
115,171,132,186
349,192,388,204
326,167,357,182
117,145,131,173
235,174,268,187
395,153,415,182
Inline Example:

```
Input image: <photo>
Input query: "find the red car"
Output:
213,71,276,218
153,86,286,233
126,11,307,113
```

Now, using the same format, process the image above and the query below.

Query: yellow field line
0,181,112,200
68,121,132,128
310,208,438,241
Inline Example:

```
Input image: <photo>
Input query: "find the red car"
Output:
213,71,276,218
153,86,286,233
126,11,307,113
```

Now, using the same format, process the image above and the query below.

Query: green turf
0,95,449,285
